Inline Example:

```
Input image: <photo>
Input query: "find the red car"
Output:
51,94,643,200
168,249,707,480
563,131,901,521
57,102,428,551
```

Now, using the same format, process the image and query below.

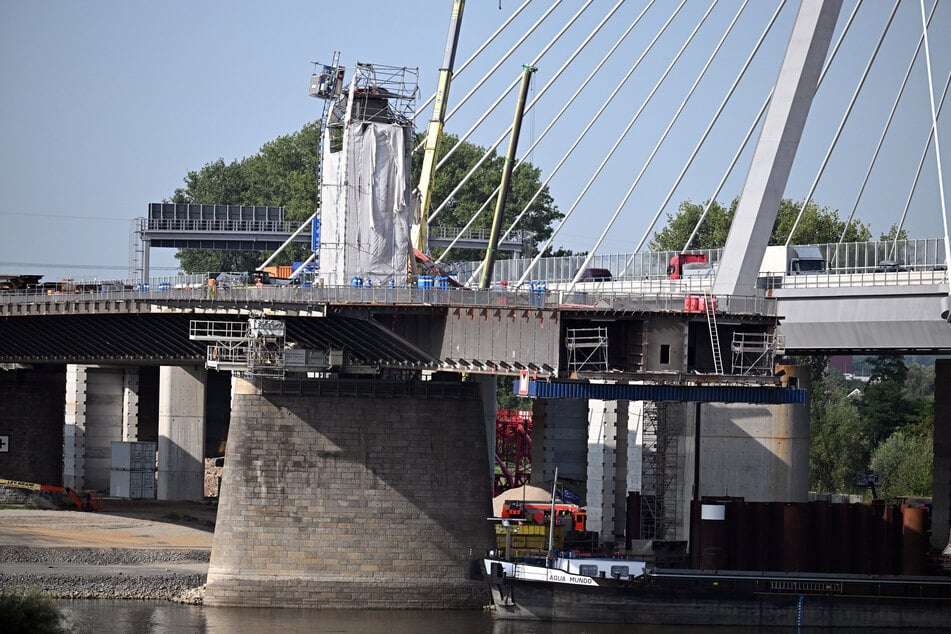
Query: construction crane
412,0,465,257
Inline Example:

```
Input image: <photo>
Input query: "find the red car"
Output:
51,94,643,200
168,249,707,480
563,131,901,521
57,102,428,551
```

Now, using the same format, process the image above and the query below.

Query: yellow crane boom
412,0,465,256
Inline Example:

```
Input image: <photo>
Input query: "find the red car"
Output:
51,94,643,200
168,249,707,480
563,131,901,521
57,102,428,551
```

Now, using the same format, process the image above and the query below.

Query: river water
57,600,914,634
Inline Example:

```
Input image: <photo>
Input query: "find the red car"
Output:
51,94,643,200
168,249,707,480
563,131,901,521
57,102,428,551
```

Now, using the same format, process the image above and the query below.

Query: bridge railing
0,283,775,316
768,269,948,289
450,239,948,284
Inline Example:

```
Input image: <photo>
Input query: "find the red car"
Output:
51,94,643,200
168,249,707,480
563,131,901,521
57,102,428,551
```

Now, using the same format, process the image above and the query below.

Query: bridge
2,0,950,609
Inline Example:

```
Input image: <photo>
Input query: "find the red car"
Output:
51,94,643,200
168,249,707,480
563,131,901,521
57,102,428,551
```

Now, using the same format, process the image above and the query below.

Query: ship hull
485,560,951,629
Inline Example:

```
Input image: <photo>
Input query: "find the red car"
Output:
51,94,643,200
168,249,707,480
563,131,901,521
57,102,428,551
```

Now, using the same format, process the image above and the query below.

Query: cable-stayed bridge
3,1,951,610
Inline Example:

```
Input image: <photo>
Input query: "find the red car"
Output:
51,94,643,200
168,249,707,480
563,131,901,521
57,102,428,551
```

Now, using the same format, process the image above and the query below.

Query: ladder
704,293,723,375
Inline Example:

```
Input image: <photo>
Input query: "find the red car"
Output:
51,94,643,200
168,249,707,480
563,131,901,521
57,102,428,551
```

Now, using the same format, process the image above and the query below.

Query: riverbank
0,499,215,604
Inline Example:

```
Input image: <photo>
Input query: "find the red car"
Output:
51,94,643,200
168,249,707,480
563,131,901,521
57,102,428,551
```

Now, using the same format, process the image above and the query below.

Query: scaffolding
640,402,679,540
189,318,285,379
326,62,418,153
731,332,784,376
566,327,609,376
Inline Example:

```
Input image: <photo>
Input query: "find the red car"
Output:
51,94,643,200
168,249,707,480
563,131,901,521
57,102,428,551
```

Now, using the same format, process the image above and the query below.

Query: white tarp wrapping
318,121,413,286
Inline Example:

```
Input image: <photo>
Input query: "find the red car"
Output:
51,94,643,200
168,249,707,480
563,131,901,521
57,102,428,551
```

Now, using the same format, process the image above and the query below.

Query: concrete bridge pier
63,365,140,490
0,366,65,485
532,370,811,546
157,366,206,500
204,377,495,609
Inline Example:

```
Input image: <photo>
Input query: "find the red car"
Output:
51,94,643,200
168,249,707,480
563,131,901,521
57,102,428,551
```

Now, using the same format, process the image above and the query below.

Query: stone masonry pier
204,377,495,608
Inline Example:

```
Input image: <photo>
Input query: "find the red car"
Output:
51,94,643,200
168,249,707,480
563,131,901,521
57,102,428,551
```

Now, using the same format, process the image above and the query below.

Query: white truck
760,245,827,275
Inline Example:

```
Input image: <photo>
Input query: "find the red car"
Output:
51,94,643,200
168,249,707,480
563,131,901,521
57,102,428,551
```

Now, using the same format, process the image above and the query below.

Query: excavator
0,477,103,511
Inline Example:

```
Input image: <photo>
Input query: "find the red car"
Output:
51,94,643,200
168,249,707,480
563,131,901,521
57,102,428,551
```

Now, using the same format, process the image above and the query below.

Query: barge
484,553,951,628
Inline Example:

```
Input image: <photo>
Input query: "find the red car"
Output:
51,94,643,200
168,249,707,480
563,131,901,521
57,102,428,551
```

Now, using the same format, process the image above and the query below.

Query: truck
664,246,827,286
760,245,827,275
666,253,710,280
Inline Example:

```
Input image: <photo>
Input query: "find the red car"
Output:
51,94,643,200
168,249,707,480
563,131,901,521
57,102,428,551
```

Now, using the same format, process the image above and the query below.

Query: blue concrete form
518,380,807,404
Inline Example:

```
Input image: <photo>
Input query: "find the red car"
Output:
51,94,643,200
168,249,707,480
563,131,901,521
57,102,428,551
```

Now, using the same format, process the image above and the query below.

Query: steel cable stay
430,0,643,268
918,0,951,296
682,0,866,253
517,0,712,288
412,0,536,123
426,5,594,228
619,0,775,271
448,1,655,277
413,1,560,155
784,0,902,247
429,1,593,176
569,0,741,290
833,1,940,263
428,0,622,229
889,72,951,263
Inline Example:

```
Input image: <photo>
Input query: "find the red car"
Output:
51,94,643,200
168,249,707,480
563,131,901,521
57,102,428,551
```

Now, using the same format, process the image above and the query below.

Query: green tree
809,389,870,494
904,363,935,400
412,132,563,261
861,356,916,444
650,198,871,251
869,428,933,499
172,125,564,272
880,224,910,242
171,121,322,273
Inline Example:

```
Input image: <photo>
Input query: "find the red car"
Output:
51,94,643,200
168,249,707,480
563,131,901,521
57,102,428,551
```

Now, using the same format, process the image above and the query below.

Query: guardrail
0,284,776,316
766,269,949,289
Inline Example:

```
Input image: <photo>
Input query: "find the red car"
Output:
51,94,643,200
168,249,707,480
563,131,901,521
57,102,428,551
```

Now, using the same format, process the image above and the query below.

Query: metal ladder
704,293,723,375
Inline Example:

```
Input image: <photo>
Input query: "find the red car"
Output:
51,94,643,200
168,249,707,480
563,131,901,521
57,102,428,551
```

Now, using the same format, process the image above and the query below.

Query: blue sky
1,1,948,282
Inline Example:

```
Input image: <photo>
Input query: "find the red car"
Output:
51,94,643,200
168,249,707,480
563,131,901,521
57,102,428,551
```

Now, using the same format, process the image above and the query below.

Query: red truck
666,253,709,279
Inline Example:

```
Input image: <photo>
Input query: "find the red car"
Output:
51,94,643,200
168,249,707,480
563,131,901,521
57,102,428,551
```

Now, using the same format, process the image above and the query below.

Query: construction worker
208,276,217,299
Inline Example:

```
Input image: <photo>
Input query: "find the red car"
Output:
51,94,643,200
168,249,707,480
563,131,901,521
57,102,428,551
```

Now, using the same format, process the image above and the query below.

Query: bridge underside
776,288,951,354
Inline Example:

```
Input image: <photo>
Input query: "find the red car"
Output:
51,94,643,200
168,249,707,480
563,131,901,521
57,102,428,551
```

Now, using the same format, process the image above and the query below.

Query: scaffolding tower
566,327,609,376
640,402,679,540
731,332,784,376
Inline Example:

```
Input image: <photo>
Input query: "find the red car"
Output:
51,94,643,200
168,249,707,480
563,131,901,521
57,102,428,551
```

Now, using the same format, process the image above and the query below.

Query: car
573,268,612,282
874,260,905,273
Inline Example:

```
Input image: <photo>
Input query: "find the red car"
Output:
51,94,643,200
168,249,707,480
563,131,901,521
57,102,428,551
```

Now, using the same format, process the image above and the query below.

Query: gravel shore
0,545,209,603
0,497,215,604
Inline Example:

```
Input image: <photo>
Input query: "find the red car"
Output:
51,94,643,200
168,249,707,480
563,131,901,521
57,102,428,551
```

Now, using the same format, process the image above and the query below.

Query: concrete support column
157,366,206,500
0,367,65,485
625,400,645,523
587,397,618,539
122,368,139,442
472,375,497,488
933,360,951,551
531,398,587,489
63,365,131,490
63,364,88,490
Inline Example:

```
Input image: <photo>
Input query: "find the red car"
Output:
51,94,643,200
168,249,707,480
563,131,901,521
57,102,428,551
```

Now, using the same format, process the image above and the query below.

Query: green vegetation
650,198,871,251
170,123,565,273
809,358,935,500
0,589,71,633
410,132,563,261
